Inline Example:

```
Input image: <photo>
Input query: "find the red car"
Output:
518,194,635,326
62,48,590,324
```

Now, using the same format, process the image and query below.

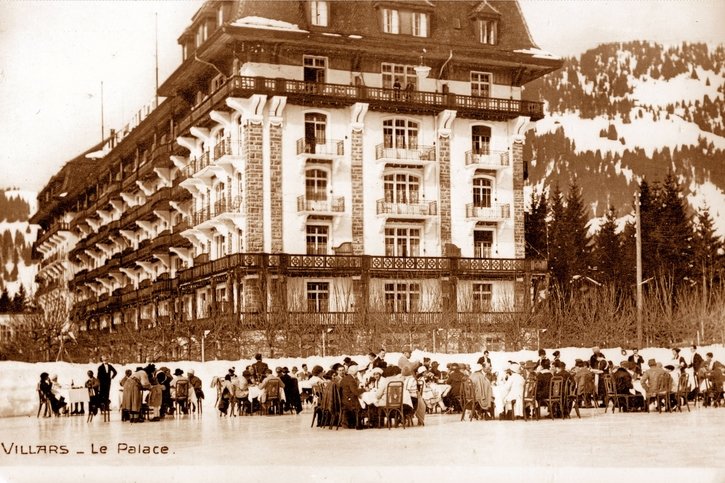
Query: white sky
0,0,723,193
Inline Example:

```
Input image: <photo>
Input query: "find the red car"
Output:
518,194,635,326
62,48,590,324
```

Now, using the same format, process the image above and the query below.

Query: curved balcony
296,138,344,159
296,195,345,215
465,203,511,221
192,195,243,226
376,200,437,218
465,150,510,169
375,144,435,165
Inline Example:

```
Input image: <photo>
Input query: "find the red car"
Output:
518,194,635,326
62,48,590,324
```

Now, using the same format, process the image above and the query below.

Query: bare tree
9,291,71,362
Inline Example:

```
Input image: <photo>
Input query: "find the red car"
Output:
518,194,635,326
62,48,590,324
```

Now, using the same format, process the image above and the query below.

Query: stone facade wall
512,140,525,259
351,130,365,254
244,122,265,252
269,123,283,252
438,135,452,249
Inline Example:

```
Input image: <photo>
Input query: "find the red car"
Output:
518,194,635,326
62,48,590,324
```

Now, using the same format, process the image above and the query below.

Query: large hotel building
31,1,561,359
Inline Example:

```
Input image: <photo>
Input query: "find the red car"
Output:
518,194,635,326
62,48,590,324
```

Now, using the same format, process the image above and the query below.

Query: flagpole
155,12,159,108
100,81,105,142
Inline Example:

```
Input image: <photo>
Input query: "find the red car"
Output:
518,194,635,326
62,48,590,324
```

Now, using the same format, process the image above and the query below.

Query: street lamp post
201,329,211,363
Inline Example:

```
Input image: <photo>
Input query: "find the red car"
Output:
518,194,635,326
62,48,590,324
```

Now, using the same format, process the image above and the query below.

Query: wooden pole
635,190,643,348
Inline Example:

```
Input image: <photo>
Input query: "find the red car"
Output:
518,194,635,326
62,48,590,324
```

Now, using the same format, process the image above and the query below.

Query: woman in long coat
121,367,151,422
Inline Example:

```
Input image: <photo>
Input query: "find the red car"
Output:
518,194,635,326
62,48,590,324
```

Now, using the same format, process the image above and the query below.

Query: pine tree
637,180,659,280
563,179,593,283
11,284,26,313
547,184,568,290
693,205,723,281
593,206,621,285
0,288,9,312
652,172,694,285
525,190,548,260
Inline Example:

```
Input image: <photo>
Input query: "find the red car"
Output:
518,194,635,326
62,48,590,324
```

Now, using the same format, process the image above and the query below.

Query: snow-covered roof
232,16,308,33
515,48,562,61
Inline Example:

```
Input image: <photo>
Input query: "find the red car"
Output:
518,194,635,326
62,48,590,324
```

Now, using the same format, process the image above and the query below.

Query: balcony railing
192,196,243,225
376,200,437,217
465,150,510,168
465,203,511,220
375,144,435,162
296,195,345,213
295,138,344,156
175,75,545,136
182,152,212,178
212,137,243,160
35,221,71,249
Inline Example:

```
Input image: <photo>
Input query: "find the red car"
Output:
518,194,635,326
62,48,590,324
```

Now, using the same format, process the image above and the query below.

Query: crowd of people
36,345,724,426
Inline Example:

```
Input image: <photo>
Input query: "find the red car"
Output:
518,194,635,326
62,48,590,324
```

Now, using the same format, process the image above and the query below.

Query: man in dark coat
372,349,387,369
251,353,269,381
97,355,117,409
445,363,465,411
612,362,644,411
340,363,365,428
535,359,553,407
689,345,704,373
627,349,645,376
279,367,303,414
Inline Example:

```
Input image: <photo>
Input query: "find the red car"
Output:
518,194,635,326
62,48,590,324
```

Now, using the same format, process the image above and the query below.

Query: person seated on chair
640,358,666,407
535,349,549,370
280,367,303,414
469,363,493,419
612,361,644,411
401,365,421,424
259,368,285,408
444,363,465,411
340,362,365,428
39,372,66,416
85,370,101,416
372,349,388,369
501,363,525,420
535,359,553,409
574,361,596,407
251,353,269,382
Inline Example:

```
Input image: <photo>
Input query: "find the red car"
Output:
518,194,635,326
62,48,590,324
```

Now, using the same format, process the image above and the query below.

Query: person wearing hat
469,363,493,419
339,362,365,428
477,351,492,367
611,361,643,411
501,363,525,419
372,348,388,369
121,366,151,423
187,369,203,413
535,349,549,370
444,363,465,412
589,346,602,370
535,359,553,409
640,358,666,408
279,367,303,415
398,348,413,370
84,370,101,416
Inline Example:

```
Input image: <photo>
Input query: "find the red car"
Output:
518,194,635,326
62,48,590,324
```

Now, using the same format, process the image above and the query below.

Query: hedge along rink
3,345,723,418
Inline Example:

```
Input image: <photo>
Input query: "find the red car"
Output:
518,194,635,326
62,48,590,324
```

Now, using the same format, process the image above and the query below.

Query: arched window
383,119,418,149
384,172,420,204
305,168,328,201
472,176,493,208
304,112,327,151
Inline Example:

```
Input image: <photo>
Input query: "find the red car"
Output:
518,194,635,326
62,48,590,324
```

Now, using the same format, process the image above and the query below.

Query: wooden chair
379,381,406,429
544,376,564,419
654,374,673,413
523,376,539,421
260,379,282,415
175,380,190,416
37,388,51,418
460,379,477,421
675,373,690,412
603,375,621,413
563,378,580,419
311,382,334,428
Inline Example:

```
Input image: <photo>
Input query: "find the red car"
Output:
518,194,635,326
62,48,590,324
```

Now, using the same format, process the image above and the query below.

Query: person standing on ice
97,355,117,411
121,366,152,423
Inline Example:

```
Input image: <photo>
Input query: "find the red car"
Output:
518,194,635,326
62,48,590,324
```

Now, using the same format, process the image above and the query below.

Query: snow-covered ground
3,345,724,419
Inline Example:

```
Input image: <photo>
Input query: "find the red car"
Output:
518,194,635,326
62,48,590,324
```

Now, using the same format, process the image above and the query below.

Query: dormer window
217,5,224,26
478,19,497,45
381,7,429,37
310,1,329,27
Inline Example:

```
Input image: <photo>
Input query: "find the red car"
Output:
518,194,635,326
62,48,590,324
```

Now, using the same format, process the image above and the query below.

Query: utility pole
155,12,159,108
100,81,105,142
635,190,643,348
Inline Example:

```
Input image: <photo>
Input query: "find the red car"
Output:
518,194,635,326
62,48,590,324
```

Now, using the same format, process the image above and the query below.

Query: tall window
474,229,494,258
304,112,327,150
305,168,328,201
471,71,492,97
385,282,420,312
384,226,420,257
214,181,226,210
472,126,491,155
412,12,429,37
215,234,226,258
383,118,419,149
382,8,399,34
310,1,328,26
306,225,328,255
472,177,493,208
381,64,417,90
384,173,420,204
307,282,329,312
478,19,498,45
472,282,493,312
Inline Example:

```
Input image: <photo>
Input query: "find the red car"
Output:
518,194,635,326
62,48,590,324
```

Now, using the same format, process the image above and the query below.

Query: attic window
478,19,497,45
311,1,329,27
381,8,429,37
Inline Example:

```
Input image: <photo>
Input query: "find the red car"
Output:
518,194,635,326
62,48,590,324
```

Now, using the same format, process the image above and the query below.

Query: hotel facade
32,1,561,359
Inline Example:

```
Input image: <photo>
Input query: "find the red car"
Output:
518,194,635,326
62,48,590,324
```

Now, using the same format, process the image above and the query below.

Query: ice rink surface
1,404,724,483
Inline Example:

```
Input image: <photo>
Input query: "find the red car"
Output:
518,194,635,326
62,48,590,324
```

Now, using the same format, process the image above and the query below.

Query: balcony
182,152,213,179
35,221,71,250
376,200,437,218
375,144,435,165
465,150,510,169
212,137,243,160
296,138,344,158
296,195,345,215
175,75,545,137
179,252,264,283
465,203,511,221
192,196,243,226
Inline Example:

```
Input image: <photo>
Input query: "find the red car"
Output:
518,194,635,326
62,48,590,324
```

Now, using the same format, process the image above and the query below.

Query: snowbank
4,345,723,418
